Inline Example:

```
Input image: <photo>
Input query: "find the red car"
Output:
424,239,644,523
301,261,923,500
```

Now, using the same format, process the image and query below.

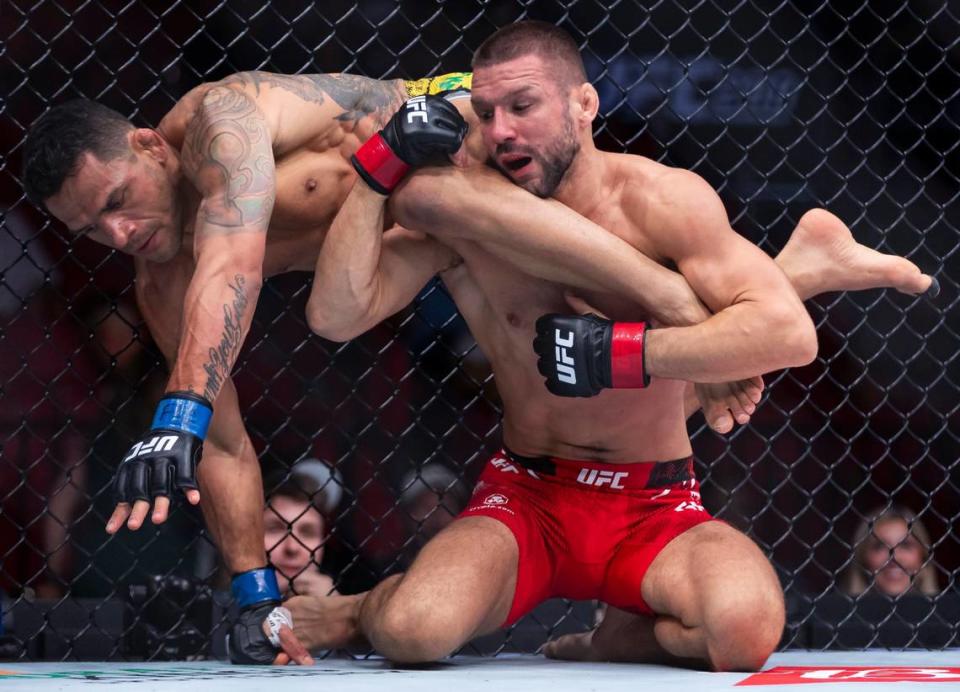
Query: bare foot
543,630,600,661
544,607,672,663
776,208,936,300
695,377,764,434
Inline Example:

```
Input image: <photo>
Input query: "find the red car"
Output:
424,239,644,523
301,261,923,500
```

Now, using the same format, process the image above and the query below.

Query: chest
451,203,661,336
262,147,361,275
270,147,357,230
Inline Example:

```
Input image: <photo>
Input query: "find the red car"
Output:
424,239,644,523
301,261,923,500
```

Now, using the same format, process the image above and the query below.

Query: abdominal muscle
443,242,694,465
497,355,693,463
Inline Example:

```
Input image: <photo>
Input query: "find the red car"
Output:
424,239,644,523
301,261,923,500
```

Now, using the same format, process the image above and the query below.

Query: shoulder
618,155,723,220
156,84,219,147
618,157,726,235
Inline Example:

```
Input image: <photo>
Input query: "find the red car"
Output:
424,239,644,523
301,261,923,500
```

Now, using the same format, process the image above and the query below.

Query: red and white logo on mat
737,667,960,686
483,493,509,506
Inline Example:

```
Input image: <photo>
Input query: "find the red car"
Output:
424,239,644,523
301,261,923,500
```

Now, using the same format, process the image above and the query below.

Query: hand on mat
270,620,314,666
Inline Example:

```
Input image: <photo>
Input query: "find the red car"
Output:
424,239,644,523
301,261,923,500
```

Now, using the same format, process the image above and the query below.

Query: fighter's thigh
641,521,783,627
390,515,519,636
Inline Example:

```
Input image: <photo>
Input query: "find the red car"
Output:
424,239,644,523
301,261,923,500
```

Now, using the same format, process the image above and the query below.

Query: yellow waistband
404,72,472,97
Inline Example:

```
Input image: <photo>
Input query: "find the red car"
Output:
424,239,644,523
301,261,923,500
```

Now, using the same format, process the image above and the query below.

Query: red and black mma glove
533,313,651,397
113,392,212,505
351,94,468,194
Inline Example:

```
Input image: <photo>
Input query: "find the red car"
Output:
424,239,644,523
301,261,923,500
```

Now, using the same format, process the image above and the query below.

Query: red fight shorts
458,448,718,626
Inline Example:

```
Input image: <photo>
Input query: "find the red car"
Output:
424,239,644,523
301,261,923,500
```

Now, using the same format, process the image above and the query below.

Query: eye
105,188,126,212
478,110,493,121
514,103,530,113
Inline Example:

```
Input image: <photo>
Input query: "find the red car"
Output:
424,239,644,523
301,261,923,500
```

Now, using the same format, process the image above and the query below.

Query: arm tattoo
201,274,250,401
184,86,276,231
222,71,406,128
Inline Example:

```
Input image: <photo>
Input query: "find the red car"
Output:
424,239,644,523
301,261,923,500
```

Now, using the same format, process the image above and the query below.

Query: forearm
174,85,274,401
196,435,267,574
307,182,388,339
393,166,710,326
167,250,263,401
645,299,817,383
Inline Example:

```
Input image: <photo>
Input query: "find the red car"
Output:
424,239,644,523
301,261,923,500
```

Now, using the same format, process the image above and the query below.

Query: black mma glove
351,94,468,194
227,567,290,665
533,314,651,397
114,392,213,504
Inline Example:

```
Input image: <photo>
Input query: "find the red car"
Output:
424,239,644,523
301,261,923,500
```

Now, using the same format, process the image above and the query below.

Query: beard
490,109,580,198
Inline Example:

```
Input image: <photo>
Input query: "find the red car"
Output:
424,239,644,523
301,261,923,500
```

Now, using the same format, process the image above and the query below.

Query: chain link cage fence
1,0,957,661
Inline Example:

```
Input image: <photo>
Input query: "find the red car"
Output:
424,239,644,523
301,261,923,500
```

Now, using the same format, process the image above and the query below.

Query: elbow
774,306,818,368
305,297,366,343
390,168,464,236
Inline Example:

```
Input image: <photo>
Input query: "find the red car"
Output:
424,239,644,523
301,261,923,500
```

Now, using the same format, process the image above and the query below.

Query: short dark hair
22,99,134,208
264,460,342,519
472,20,587,86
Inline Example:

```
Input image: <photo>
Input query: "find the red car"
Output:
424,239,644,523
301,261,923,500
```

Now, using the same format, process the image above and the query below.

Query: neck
176,174,202,244
551,140,605,214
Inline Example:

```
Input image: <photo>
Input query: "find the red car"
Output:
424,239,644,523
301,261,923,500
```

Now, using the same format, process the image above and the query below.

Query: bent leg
642,521,784,671
547,521,783,672
286,516,518,663
545,605,706,669
392,166,709,327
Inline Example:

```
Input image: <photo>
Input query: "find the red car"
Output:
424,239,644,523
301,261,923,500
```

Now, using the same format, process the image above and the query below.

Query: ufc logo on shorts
491,456,520,474
577,468,628,490
124,435,178,461
405,96,428,124
554,329,576,384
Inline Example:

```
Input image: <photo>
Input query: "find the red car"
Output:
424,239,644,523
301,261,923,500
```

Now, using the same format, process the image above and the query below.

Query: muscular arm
171,86,275,401
642,171,818,382
307,181,460,341
124,272,267,572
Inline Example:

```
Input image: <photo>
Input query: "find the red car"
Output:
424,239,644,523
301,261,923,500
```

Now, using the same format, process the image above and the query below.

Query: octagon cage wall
1,0,957,661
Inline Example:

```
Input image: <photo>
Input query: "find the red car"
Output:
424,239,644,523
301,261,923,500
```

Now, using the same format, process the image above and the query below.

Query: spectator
264,459,343,597
397,464,470,565
841,505,940,597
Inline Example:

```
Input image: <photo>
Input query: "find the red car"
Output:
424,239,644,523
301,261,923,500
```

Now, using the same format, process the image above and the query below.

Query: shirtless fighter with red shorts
274,22,938,671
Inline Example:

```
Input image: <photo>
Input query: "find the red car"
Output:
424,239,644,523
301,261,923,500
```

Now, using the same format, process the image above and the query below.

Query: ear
132,128,167,164
577,82,600,123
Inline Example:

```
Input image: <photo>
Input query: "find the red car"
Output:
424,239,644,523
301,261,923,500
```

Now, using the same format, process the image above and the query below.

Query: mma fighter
272,22,937,671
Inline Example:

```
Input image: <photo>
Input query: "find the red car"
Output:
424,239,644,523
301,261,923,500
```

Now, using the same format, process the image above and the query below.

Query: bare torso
440,154,691,462
139,72,691,465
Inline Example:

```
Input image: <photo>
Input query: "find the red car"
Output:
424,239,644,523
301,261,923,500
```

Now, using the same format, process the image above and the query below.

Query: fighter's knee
369,597,462,663
391,168,457,231
707,591,784,672
770,302,818,366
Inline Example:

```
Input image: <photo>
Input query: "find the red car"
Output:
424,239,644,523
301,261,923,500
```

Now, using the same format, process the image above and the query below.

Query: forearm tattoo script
202,274,250,402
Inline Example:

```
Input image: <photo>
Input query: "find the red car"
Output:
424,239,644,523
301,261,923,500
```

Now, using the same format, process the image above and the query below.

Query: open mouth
136,232,156,253
502,155,533,172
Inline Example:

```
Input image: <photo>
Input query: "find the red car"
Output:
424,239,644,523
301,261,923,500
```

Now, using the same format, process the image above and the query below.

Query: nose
281,533,305,558
102,215,134,249
488,109,516,145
